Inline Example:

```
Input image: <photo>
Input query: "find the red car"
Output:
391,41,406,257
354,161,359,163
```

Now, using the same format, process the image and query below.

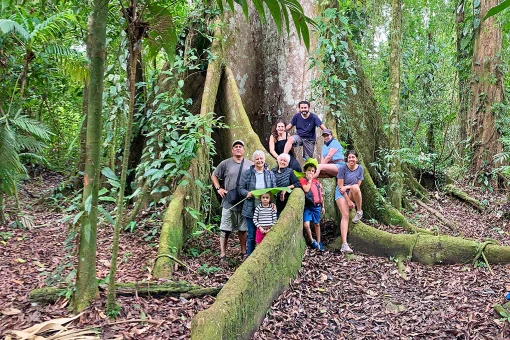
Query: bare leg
314,223,321,243
303,221,313,242
335,198,350,244
349,184,363,212
314,164,340,178
220,234,228,257
283,136,295,155
238,231,247,254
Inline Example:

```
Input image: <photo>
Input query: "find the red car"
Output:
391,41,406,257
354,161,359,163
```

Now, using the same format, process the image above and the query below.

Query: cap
232,139,245,147
322,129,333,136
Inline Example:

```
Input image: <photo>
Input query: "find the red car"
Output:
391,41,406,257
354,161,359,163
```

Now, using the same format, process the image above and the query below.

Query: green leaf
73,211,84,225
251,186,292,198
178,79,184,88
252,0,266,24
235,0,250,21
484,0,510,20
98,196,116,202
84,195,92,213
98,205,115,225
101,167,119,181
265,0,283,34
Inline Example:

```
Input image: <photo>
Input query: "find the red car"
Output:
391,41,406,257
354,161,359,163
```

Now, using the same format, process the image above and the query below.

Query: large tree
468,0,504,174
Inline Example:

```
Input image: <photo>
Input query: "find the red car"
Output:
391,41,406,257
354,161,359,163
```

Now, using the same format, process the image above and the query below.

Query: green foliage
309,7,356,134
0,111,52,197
197,263,222,275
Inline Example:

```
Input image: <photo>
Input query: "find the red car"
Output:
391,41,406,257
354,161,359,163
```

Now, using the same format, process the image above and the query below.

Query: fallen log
444,184,485,211
29,282,222,304
415,200,458,233
329,220,510,265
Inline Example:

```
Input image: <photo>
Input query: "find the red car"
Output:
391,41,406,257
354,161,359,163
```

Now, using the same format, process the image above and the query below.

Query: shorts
303,205,322,224
331,161,345,171
335,186,350,200
291,135,315,160
220,208,247,232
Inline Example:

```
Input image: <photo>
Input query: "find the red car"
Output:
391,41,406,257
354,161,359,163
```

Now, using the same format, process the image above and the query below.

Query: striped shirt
253,204,277,228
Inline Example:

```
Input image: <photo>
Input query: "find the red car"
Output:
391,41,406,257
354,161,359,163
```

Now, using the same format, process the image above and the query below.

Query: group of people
211,101,364,259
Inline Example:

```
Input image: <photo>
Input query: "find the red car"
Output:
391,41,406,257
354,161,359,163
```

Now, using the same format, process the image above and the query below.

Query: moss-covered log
329,220,510,265
191,190,305,340
29,282,222,304
444,184,485,211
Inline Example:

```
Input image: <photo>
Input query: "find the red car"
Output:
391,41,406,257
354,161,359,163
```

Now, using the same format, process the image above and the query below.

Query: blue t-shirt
290,112,322,140
337,164,364,186
321,138,344,162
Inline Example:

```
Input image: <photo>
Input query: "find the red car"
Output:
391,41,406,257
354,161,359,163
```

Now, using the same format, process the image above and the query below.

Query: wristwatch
215,186,221,190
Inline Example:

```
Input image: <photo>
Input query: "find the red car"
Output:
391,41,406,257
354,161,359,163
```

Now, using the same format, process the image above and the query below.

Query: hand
246,191,253,198
270,203,277,211
218,188,227,198
340,186,346,194
321,206,325,214
306,173,313,181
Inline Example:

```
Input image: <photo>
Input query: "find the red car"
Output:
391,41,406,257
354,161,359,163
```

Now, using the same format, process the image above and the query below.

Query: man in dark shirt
284,101,327,160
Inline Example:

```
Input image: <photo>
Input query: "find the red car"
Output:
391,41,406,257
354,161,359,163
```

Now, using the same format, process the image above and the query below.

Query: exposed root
415,200,458,233
444,184,485,211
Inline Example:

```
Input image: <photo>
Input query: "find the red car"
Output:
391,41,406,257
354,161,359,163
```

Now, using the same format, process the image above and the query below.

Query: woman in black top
269,120,302,172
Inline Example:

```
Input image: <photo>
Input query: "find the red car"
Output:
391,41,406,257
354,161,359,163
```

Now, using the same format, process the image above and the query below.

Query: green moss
191,190,306,340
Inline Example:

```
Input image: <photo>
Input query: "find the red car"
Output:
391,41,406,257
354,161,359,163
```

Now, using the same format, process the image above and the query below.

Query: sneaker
340,243,353,253
310,240,319,249
318,242,325,252
352,211,363,224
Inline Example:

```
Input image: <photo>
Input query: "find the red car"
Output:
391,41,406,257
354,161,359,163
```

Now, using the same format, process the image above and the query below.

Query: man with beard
283,101,327,160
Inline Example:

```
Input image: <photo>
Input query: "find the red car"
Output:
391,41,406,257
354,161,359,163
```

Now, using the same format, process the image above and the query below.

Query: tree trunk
388,0,403,210
455,0,470,154
78,81,88,176
71,0,109,313
107,0,141,311
468,0,503,173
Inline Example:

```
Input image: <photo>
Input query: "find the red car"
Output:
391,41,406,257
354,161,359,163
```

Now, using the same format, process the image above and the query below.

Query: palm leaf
10,115,53,141
19,153,50,167
251,186,291,198
264,0,283,34
0,19,30,40
31,11,76,44
15,135,47,153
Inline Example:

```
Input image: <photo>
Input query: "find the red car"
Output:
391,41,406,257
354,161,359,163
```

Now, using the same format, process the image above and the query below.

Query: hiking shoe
318,242,325,252
340,243,353,253
310,240,319,249
352,211,363,224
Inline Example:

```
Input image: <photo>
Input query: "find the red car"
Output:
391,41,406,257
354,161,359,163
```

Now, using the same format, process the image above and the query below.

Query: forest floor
0,172,509,339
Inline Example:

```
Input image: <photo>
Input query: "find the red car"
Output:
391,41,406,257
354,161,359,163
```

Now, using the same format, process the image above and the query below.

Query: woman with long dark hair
269,120,302,172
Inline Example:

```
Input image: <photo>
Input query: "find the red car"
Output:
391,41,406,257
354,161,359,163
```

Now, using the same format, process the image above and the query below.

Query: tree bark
468,0,504,173
30,282,222,304
388,0,403,210
71,0,109,313
455,0,470,154
107,0,142,311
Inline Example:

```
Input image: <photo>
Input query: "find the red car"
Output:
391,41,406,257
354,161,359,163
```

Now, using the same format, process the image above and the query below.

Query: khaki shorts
220,208,247,232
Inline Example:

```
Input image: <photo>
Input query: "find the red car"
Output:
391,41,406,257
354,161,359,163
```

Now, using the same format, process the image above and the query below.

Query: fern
0,19,30,40
10,115,53,141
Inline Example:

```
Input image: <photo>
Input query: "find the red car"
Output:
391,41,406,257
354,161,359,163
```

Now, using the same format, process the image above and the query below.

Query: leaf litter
0,172,509,338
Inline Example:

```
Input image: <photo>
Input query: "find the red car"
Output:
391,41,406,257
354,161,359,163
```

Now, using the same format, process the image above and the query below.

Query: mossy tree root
360,163,434,235
153,29,224,279
217,66,276,168
29,282,222,304
444,184,485,211
329,221,510,265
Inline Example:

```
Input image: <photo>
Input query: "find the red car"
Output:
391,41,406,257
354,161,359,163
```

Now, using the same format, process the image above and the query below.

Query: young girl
253,193,278,244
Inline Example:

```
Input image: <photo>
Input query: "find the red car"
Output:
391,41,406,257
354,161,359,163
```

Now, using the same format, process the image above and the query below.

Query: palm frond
0,19,30,40
0,127,25,195
19,152,50,167
9,115,53,141
15,135,47,153
31,11,76,44
44,44,90,83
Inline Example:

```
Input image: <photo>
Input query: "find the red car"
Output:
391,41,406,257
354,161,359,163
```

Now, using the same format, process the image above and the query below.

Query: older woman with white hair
272,153,301,217
239,150,277,256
